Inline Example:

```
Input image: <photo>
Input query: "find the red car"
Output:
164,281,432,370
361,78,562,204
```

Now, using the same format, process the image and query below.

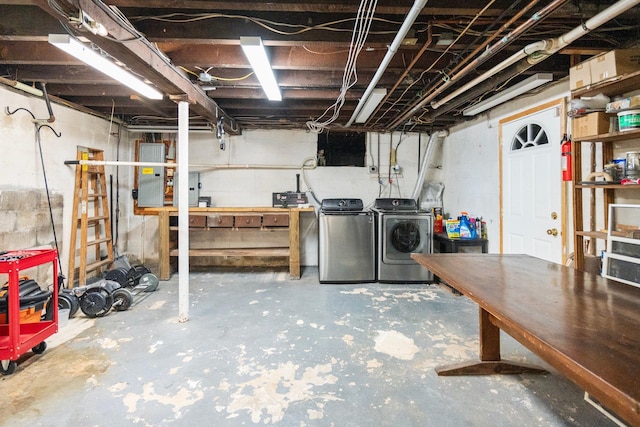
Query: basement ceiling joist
0,0,638,133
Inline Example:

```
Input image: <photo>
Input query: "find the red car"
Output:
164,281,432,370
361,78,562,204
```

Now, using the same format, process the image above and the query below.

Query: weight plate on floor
139,273,159,292
104,267,129,287
80,288,113,317
112,288,133,311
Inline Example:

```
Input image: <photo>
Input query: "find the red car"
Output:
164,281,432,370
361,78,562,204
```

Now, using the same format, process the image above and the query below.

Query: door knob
551,212,558,220
546,228,558,236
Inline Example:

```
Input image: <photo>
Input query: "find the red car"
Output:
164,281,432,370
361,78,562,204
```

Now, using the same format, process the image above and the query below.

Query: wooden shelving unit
572,72,640,271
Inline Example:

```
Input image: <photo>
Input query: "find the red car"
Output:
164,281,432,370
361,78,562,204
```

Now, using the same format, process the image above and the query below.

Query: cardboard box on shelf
590,48,640,85
569,61,591,90
572,112,612,138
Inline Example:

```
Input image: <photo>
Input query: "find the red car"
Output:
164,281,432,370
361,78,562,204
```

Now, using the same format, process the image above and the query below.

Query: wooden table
411,253,640,427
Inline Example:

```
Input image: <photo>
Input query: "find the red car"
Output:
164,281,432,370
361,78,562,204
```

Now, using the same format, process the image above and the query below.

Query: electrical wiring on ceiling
372,0,500,126
130,11,426,36
179,66,254,82
305,0,379,133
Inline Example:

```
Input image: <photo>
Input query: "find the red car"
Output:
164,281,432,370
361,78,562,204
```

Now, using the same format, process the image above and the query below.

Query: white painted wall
158,128,437,266
11,77,620,272
440,79,571,254
0,85,136,279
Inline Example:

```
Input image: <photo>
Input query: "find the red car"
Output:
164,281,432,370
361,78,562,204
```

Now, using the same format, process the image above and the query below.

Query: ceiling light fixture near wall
462,73,554,116
355,88,387,123
48,34,163,100
240,36,282,101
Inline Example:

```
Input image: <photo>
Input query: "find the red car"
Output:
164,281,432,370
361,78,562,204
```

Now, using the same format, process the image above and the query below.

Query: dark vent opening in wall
317,131,366,167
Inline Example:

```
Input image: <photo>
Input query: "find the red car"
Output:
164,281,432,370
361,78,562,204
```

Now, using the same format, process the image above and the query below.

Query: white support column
178,101,190,322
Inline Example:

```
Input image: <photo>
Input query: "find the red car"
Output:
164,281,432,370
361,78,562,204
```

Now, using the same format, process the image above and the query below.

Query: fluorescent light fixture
355,88,387,123
463,73,553,116
240,36,282,101
48,34,163,100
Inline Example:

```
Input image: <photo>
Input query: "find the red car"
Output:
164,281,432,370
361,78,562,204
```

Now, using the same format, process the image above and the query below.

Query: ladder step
85,258,113,272
78,216,108,223
87,237,111,246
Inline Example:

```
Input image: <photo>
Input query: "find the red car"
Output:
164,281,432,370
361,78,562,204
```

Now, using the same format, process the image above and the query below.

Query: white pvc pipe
346,0,429,126
178,101,190,323
430,40,549,109
70,160,316,170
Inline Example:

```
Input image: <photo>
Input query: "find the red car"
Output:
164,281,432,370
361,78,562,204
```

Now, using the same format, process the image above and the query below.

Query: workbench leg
435,307,547,376
289,210,301,279
158,210,170,280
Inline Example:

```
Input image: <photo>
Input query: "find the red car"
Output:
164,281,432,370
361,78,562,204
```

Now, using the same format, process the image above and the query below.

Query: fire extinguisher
561,133,572,181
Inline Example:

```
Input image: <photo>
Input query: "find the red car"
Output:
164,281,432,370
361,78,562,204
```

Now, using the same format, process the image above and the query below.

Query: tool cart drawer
235,214,262,228
188,215,207,228
263,213,289,227
208,214,234,228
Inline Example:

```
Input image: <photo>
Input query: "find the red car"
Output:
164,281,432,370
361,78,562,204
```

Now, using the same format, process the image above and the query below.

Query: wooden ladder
67,147,114,287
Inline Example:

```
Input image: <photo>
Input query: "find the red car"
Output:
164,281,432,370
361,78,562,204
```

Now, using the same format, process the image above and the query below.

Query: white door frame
498,97,569,263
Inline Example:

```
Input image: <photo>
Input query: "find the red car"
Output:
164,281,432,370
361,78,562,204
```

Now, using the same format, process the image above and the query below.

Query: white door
501,104,563,263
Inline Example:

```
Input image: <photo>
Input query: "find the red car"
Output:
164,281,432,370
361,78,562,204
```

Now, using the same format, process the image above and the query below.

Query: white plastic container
617,109,640,131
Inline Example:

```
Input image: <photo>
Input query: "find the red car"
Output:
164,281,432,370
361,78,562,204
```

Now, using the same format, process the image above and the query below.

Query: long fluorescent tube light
462,73,553,116
48,34,163,100
240,36,282,101
355,88,387,123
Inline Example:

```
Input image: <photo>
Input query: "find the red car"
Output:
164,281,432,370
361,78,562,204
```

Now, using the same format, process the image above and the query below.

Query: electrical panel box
137,143,165,207
173,172,200,207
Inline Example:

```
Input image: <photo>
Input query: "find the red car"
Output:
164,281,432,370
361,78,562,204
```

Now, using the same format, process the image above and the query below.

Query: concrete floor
0,267,618,426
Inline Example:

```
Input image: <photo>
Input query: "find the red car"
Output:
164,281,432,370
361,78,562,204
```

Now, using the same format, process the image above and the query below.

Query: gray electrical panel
137,143,165,207
173,172,200,207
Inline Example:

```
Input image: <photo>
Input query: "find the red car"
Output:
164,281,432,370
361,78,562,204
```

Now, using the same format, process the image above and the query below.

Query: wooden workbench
411,253,640,427
159,206,313,280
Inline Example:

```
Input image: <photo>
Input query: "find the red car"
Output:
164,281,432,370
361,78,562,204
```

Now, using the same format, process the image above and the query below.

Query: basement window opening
317,131,366,167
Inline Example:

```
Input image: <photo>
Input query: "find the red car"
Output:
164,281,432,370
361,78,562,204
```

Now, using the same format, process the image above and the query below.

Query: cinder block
0,211,17,233
0,189,40,211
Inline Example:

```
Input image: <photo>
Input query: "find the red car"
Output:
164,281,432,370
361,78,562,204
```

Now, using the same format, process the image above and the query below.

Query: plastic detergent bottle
459,212,476,239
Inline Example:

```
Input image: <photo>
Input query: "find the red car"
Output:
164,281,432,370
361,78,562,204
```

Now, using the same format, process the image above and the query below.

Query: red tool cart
0,249,59,375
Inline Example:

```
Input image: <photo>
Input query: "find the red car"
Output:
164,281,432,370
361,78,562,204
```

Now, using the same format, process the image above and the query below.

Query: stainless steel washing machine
373,198,433,283
318,198,376,283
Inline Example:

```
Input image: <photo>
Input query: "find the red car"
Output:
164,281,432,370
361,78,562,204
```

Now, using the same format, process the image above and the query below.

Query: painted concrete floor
0,267,618,426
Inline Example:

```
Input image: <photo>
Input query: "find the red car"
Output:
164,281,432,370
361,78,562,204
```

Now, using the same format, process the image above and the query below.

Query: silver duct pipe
410,133,439,201
430,0,640,111
346,0,429,126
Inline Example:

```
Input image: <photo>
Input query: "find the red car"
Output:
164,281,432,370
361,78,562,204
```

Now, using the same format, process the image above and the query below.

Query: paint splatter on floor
374,330,419,360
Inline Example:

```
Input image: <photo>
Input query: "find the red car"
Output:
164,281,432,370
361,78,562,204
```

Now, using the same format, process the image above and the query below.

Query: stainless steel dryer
372,198,433,283
318,198,376,283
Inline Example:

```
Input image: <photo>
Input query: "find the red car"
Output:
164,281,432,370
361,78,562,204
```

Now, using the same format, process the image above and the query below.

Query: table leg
435,307,547,376
289,209,301,279
159,210,170,280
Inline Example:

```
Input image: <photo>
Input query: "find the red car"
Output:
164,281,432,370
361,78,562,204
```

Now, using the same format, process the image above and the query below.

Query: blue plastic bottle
459,212,476,239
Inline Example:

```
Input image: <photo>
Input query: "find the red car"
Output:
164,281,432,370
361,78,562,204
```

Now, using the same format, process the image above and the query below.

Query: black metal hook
5,106,36,120
37,124,62,138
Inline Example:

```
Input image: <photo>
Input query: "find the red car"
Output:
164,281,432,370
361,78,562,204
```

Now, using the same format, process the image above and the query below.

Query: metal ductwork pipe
346,0,429,126
427,0,640,115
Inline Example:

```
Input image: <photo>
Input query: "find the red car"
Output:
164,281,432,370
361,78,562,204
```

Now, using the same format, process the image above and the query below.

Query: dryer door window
383,217,431,263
